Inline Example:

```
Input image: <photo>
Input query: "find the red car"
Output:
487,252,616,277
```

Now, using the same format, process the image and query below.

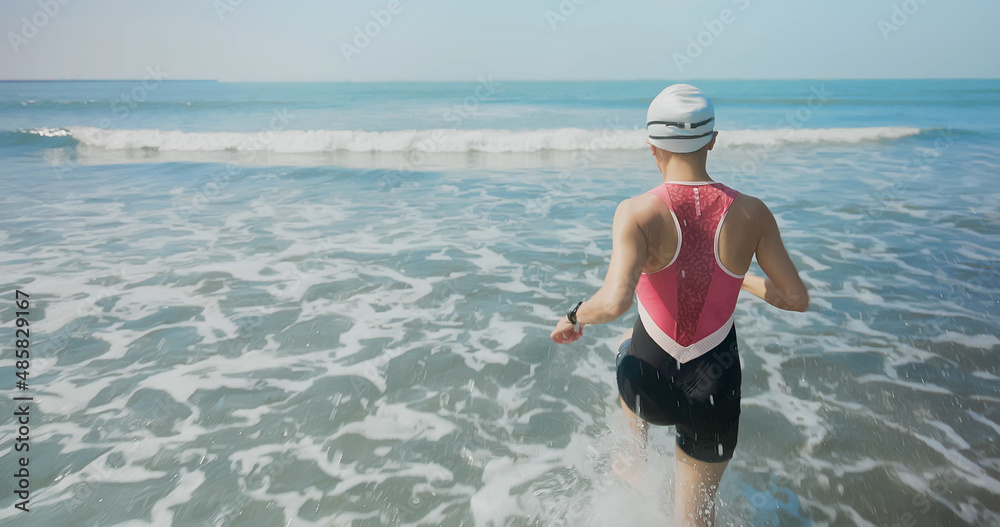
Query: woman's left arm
550,199,647,343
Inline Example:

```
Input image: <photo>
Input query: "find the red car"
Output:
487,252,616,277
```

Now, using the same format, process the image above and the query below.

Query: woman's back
629,182,806,314
631,181,746,363
633,183,758,277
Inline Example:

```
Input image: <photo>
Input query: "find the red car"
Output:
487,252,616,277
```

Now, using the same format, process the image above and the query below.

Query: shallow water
1,80,998,526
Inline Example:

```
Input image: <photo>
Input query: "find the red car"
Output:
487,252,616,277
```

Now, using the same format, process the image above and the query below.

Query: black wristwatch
566,301,583,325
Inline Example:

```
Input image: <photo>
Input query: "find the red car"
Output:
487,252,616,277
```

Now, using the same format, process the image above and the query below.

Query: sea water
0,79,998,526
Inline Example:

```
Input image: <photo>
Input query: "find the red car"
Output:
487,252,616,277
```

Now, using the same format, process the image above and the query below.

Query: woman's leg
613,328,648,485
674,445,729,527
616,328,647,442
619,395,648,443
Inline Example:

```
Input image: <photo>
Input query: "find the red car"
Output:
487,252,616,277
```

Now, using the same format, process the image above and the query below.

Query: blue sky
1,0,998,81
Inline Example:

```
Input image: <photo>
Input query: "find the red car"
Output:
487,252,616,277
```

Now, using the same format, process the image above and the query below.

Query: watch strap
567,301,583,325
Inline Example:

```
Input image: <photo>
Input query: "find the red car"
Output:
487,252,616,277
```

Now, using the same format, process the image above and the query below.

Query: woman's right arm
741,198,809,312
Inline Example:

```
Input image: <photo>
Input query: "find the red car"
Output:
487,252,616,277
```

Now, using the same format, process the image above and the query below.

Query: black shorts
616,318,741,463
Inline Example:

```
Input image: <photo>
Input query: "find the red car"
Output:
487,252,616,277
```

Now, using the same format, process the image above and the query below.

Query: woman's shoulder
725,189,776,230
621,189,666,213
611,192,669,230
722,185,764,212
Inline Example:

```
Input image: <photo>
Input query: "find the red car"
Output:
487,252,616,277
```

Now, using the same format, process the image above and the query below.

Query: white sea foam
931,331,1000,350
52,126,925,154
927,420,973,450
108,470,206,527
3,116,997,526
334,402,458,442
26,126,73,137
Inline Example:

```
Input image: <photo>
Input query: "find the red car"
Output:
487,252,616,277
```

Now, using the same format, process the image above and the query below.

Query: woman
550,84,809,526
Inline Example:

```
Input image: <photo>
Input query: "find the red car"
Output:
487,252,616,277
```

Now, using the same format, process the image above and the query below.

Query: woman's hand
740,271,809,312
550,317,584,344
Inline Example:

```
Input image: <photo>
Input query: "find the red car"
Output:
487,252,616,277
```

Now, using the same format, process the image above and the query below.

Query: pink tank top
635,182,744,363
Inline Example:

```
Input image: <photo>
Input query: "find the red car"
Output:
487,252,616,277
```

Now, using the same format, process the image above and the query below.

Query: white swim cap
646,84,715,154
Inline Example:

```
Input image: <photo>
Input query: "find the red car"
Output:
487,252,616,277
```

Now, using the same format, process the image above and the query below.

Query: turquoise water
0,80,998,526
